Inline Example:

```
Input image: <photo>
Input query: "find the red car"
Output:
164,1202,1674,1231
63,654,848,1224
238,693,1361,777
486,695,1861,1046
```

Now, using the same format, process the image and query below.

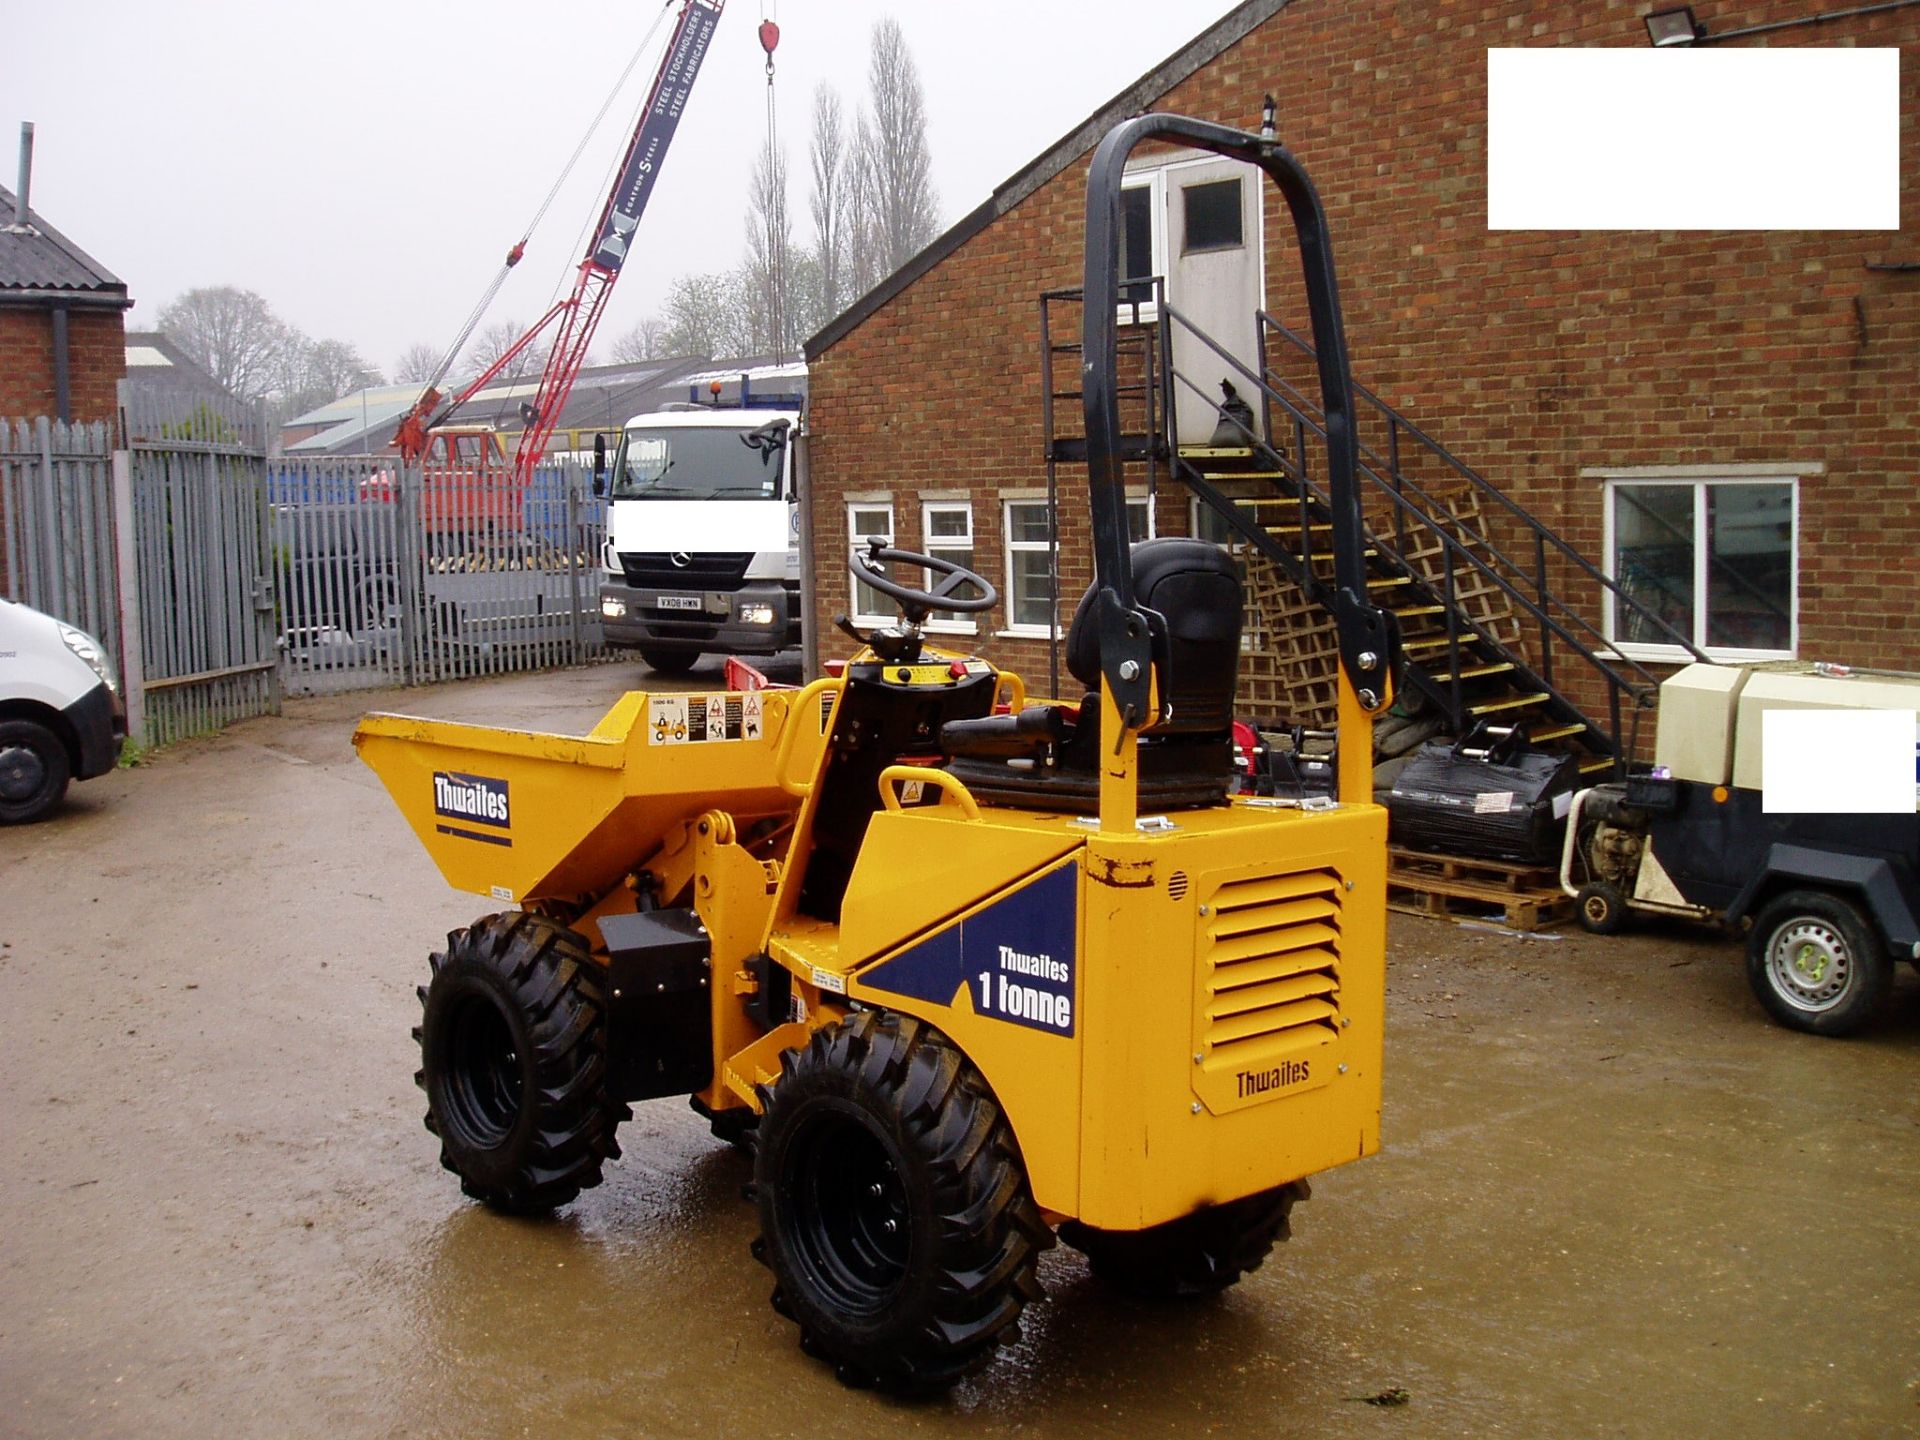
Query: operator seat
943,537,1243,813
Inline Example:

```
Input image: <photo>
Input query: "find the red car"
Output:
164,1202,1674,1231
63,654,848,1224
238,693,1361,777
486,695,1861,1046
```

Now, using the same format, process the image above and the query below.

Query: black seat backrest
1064,537,1243,734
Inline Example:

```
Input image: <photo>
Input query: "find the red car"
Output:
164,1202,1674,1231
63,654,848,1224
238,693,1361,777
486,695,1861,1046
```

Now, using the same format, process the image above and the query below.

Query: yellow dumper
357,110,1398,1391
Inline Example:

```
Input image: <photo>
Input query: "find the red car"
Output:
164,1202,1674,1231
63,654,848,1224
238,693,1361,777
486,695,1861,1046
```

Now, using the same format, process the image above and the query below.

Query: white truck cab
0,598,126,823
595,394,803,676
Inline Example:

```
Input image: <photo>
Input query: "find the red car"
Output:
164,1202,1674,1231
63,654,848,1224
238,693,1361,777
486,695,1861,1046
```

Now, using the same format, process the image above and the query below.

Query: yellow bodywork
354,652,1388,1234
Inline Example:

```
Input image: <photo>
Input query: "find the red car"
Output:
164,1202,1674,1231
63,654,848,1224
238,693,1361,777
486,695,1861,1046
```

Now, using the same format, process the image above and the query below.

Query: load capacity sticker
648,692,761,745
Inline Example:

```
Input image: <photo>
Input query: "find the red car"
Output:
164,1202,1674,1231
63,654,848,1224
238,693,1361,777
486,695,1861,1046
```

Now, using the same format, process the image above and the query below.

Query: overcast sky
6,0,1248,372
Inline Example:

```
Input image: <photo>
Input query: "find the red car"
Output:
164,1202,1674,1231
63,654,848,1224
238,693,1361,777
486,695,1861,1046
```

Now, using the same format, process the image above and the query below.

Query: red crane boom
394,0,730,476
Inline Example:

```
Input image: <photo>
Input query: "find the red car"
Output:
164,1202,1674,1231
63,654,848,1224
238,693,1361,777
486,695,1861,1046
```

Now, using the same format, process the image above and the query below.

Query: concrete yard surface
1,658,1916,1439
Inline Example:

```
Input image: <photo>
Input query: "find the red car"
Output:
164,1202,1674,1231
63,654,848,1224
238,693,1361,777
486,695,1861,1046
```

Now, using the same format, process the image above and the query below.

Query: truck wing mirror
592,434,607,497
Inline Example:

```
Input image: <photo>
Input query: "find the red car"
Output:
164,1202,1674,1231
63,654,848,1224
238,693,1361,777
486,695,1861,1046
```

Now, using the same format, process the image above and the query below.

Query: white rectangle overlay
1488,48,1900,230
1761,708,1917,814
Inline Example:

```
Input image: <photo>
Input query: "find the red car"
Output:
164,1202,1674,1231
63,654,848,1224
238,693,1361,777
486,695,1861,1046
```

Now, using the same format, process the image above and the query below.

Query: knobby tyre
415,911,629,1213
1060,1181,1309,1298
750,1009,1052,1392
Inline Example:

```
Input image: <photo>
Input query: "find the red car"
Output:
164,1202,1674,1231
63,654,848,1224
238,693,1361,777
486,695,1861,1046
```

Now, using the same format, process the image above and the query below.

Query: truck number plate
657,593,703,612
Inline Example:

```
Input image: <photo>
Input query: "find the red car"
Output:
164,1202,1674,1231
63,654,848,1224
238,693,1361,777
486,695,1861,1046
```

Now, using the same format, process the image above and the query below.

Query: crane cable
760,3,782,355
419,0,680,402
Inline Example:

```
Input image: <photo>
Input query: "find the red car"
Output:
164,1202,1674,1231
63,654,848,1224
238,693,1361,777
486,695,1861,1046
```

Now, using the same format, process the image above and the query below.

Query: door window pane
1183,179,1244,253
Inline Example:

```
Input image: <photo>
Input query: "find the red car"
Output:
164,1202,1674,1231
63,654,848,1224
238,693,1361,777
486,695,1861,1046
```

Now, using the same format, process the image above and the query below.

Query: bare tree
845,112,886,299
744,137,795,357
273,336,386,420
809,82,851,319
659,273,738,359
156,286,294,401
465,319,539,382
393,342,442,384
610,318,669,364
864,18,939,272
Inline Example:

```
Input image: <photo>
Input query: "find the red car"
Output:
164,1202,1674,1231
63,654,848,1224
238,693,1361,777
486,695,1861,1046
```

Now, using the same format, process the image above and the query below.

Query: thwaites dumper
355,112,1400,1391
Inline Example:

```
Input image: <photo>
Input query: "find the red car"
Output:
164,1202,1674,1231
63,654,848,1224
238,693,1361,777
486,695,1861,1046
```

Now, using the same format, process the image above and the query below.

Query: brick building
802,0,1918,733
0,182,131,425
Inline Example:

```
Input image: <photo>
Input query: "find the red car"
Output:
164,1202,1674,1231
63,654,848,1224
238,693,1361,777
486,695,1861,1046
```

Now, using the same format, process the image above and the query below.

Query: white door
1159,155,1267,448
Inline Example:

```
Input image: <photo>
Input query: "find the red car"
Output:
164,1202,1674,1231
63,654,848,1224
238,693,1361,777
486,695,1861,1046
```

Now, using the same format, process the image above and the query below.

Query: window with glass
1608,478,1795,657
847,502,894,624
1119,180,1158,308
921,501,975,633
1182,178,1244,253
1003,501,1055,634
611,424,786,501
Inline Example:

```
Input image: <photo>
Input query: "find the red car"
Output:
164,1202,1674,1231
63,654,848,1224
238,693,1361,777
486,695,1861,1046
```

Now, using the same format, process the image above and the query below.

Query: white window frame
847,499,895,628
1001,498,1057,640
998,493,1157,640
1595,464,1805,663
920,499,977,636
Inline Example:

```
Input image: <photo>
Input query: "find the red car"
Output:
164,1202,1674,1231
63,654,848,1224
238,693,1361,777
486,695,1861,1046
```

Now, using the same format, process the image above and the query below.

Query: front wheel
639,647,700,677
415,912,628,1213
0,719,72,825
751,1011,1051,1391
1060,1182,1307,1298
1746,889,1892,1037
1575,881,1627,936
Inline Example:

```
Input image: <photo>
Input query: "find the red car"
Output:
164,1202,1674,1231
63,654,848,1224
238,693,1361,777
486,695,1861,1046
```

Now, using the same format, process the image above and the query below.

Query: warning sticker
742,691,764,740
1473,790,1515,814
648,693,750,745
648,696,690,745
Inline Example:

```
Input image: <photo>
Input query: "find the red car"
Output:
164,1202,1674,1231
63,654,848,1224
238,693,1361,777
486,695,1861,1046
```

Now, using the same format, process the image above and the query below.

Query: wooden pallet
1386,845,1571,931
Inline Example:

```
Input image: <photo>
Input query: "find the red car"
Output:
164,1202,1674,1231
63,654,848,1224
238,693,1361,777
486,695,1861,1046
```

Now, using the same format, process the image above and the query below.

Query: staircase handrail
1162,299,1669,703
1260,312,1710,663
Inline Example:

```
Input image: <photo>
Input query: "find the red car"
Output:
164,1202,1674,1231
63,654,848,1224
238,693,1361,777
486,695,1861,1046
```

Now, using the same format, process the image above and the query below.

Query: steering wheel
848,539,997,623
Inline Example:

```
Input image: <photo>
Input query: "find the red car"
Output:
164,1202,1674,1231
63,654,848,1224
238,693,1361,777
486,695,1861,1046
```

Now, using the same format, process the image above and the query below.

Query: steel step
1467,691,1551,716
1527,722,1588,742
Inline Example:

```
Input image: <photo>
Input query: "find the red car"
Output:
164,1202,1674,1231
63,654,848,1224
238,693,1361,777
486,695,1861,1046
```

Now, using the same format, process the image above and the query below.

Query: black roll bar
1081,112,1393,728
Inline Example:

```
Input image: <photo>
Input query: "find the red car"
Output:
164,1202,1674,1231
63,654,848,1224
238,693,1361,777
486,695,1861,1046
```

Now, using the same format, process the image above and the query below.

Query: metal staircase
1039,283,1707,774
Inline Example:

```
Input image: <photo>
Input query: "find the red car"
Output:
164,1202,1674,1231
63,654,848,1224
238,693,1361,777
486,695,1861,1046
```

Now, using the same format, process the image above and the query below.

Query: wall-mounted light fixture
1645,1,1920,47
1644,6,1706,44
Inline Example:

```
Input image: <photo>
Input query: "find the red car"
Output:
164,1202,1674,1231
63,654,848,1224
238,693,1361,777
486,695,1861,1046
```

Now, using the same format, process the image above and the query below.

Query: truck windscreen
611,427,784,501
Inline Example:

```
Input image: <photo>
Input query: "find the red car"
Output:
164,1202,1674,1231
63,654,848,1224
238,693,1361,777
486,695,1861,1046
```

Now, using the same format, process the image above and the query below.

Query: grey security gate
122,392,279,745
271,454,609,695
0,418,123,674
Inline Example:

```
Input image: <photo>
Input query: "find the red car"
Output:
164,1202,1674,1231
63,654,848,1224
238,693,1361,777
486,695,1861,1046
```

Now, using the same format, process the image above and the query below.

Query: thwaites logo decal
433,771,511,847
858,863,1077,1036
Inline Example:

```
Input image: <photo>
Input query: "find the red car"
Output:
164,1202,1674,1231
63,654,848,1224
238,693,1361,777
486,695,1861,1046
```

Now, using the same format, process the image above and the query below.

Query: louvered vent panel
1202,867,1343,1071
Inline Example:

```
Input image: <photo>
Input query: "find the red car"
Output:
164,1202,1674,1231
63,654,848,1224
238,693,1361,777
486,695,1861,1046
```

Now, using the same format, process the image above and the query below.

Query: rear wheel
751,1011,1050,1392
0,719,71,825
1060,1182,1308,1298
1746,889,1891,1037
640,647,700,677
415,912,628,1213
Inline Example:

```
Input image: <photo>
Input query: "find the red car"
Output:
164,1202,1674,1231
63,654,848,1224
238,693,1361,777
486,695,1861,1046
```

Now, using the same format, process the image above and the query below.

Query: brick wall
0,307,127,425
808,0,1919,697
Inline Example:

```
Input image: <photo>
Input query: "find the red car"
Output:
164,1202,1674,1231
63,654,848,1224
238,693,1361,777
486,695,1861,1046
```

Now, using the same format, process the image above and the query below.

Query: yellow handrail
774,677,842,798
878,765,981,822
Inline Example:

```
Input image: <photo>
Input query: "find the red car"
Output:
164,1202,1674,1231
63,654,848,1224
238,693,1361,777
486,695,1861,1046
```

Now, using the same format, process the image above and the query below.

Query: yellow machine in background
356,111,1398,1391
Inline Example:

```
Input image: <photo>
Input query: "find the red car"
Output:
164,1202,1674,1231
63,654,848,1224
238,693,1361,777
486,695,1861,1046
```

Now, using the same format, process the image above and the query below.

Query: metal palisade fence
4,383,614,751
122,389,280,744
0,417,123,671
271,452,610,694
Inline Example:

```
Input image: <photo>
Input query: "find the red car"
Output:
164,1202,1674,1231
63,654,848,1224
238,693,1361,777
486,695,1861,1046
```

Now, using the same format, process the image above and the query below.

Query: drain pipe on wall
11,122,71,422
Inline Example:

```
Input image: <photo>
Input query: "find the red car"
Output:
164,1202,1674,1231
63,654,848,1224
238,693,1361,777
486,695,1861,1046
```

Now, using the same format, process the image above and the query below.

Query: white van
0,598,126,823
